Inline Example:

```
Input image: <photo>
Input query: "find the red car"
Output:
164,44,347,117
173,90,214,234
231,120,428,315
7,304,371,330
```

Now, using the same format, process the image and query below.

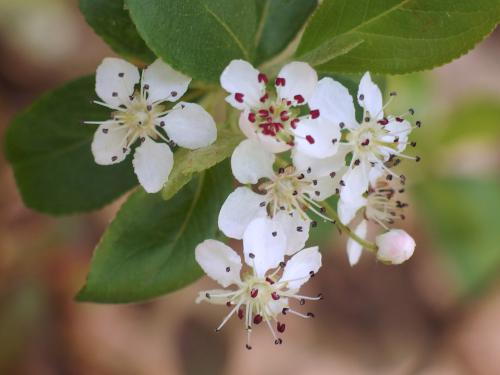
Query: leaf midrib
302,0,413,60
203,3,250,60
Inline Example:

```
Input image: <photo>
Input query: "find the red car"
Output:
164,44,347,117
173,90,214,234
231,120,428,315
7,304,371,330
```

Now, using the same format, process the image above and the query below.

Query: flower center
258,166,313,218
365,182,406,228
113,91,166,144
247,97,300,145
348,121,389,159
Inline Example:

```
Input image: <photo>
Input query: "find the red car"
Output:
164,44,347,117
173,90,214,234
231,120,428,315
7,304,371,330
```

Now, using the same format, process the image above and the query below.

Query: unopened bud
375,229,415,265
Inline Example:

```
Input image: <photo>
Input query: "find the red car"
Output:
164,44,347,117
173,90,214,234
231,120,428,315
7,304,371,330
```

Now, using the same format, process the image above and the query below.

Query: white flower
376,229,415,265
195,221,322,349
220,60,340,158
217,139,344,253
338,178,409,266
309,72,418,202
85,57,217,193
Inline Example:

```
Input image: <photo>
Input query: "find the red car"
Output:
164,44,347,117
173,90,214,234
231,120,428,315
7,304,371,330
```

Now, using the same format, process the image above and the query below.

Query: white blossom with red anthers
85,57,217,193
306,72,419,204
217,139,345,253
195,220,322,349
220,60,340,158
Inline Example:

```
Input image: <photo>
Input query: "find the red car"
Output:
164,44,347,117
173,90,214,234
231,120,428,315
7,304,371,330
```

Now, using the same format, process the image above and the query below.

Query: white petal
338,193,367,225
384,117,412,152
307,175,337,201
218,187,267,240
273,212,310,256
96,57,139,107
132,138,173,193
195,239,242,287
292,116,341,158
242,217,286,277
341,161,370,202
231,139,275,184
91,121,130,165
238,110,259,141
142,59,191,103
368,163,385,187
161,102,216,149
309,77,357,128
292,146,348,178
238,112,292,153
220,60,264,109
276,62,317,104
358,72,383,120
281,246,321,291
347,219,368,266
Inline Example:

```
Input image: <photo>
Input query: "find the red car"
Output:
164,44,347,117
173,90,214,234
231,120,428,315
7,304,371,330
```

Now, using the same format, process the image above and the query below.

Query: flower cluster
196,60,418,348
87,57,418,349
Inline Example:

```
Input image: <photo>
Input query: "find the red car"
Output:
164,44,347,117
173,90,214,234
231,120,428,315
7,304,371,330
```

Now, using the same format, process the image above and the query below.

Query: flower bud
375,229,415,265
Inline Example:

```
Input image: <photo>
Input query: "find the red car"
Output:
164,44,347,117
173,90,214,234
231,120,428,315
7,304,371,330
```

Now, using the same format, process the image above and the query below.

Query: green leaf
4,76,137,215
162,129,243,200
254,0,317,64
79,0,155,63
413,177,500,296
125,0,257,83
76,162,232,303
296,0,500,74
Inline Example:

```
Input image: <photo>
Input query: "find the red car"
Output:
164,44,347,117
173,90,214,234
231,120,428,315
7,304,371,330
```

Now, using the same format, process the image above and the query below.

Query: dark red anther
266,277,275,284
361,139,370,146
280,111,289,122
226,301,232,307
259,93,269,103
258,73,268,84
271,292,280,300
377,118,389,125
258,109,269,118
277,322,286,333
250,288,259,298
294,94,305,104
272,122,284,131
235,92,244,103
290,118,300,129
286,100,292,106
396,117,404,122
238,308,244,319
275,77,286,86
253,314,263,324
248,112,256,123
310,109,320,119
306,135,315,144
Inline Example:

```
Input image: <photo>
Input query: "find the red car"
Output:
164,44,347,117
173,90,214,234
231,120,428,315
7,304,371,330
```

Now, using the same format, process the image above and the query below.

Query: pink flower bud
375,229,415,265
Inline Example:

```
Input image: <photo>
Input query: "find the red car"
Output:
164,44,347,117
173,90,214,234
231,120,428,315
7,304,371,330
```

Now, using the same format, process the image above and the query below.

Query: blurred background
1,1,500,374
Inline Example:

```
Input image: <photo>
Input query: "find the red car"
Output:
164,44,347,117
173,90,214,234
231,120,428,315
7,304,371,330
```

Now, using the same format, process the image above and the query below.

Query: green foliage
125,0,257,83
439,98,500,145
77,162,232,303
79,0,155,63
414,178,500,296
162,129,243,200
4,76,137,215
254,0,317,65
296,0,500,74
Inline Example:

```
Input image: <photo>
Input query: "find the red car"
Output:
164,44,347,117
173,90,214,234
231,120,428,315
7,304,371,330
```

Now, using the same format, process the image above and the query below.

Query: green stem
320,199,378,253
